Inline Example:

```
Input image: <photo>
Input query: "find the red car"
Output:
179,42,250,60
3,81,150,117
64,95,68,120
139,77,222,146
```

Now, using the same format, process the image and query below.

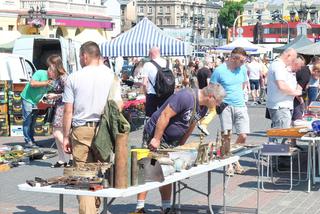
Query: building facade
135,0,222,46
243,0,320,26
0,0,120,42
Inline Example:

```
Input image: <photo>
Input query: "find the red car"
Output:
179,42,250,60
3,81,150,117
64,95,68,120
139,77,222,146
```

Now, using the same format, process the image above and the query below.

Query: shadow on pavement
14,206,64,214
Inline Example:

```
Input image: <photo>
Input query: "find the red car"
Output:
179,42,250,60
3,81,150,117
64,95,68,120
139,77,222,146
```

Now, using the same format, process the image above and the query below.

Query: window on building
159,18,163,26
138,6,144,13
159,6,163,14
85,0,90,4
148,6,152,13
8,25,14,31
132,1,135,6
166,17,170,25
166,6,170,13
248,10,252,15
0,27,3,31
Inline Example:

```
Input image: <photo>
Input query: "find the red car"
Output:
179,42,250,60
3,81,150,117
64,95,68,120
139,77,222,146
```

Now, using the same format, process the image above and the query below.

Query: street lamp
28,5,46,34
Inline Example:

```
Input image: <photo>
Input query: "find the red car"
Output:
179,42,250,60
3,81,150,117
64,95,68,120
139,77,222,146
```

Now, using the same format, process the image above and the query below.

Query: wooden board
266,127,307,138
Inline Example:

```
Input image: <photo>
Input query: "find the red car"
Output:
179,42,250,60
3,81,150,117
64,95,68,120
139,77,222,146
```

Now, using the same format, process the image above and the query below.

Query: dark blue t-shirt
144,88,207,143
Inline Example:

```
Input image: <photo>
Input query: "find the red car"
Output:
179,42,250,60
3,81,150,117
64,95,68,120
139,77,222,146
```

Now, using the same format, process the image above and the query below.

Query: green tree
218,0,253,28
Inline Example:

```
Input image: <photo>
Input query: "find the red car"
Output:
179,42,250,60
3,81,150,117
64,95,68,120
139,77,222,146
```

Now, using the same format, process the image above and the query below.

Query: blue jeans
22,99,38,143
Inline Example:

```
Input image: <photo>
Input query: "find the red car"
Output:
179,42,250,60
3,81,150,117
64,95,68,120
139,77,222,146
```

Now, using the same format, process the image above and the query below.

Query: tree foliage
218,0,253,28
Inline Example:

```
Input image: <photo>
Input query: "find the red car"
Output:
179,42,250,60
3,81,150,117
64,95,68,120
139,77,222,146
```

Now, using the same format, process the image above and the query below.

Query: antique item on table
266,127,307,138
131,150,138,186
174,158,186,172
308,101,320,114
220,130,231,158
138,157,164,183
216,131,221,158
63,163,112,178
195,134,209,165
114,133,129,189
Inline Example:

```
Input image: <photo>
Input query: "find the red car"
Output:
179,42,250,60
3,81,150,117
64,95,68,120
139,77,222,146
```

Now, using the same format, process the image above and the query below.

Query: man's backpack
149,60,175,98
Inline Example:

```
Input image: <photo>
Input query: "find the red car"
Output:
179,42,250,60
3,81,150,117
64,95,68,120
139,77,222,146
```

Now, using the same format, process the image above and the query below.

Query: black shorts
249,79,260,90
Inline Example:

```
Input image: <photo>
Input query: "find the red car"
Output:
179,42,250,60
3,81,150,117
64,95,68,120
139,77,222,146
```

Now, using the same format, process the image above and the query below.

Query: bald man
266,48,302,133
141,47,172,118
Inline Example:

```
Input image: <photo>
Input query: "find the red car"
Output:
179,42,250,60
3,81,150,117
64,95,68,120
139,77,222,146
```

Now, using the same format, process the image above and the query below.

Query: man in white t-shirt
62,41,121,214
266,48,302,133
246,56,262,104
142,47,172,117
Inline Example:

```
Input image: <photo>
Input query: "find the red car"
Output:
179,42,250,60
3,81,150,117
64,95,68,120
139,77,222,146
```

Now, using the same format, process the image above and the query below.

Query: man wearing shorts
210,47,250,176
247,56,262,105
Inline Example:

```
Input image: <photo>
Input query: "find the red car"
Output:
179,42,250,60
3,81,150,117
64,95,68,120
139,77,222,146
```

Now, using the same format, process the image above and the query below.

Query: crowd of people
19,42,320,214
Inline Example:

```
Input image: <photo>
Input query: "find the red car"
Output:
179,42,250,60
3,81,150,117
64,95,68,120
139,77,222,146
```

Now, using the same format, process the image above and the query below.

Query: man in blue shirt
210,47,250,176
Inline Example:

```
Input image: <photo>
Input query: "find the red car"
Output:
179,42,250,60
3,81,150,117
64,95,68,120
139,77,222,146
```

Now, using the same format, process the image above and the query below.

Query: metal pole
232,14,244,41
233,12,274,41
217,22,222,46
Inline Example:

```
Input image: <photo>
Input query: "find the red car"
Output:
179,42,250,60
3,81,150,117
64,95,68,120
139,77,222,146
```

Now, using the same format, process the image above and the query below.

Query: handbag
44,106,56,124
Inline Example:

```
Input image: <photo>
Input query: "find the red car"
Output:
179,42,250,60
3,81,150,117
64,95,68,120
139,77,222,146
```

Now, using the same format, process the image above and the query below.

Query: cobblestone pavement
1,104,320,214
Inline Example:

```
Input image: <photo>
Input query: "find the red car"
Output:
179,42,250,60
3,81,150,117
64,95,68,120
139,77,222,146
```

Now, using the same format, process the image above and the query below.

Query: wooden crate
0,104,8,114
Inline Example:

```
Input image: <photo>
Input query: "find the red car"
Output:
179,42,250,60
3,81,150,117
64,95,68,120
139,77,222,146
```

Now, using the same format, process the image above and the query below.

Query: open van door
0,54,36,83
59,37,81,73
12,37,35,63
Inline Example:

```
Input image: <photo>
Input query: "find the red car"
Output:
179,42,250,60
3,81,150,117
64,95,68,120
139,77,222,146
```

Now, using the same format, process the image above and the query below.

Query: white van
0,53,36,83
13,37,81,74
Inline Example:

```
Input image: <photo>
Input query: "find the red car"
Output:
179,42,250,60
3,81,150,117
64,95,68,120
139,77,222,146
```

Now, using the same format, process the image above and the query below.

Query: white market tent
74,29,107,44
100,17,191,57
296,42,320,55
214,37,267,54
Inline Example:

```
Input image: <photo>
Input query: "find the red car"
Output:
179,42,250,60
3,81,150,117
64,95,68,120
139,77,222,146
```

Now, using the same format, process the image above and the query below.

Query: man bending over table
135,83,225,214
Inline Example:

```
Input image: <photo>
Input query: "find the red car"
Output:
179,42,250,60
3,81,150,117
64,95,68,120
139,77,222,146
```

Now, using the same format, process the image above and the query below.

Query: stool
260,147,301,192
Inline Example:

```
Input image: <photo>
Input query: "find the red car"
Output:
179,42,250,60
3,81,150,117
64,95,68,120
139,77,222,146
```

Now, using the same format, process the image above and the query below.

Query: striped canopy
100,17,190,57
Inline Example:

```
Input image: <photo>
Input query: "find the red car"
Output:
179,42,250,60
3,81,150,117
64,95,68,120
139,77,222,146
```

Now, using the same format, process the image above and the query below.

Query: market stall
214,37,267,54
273,35,313,53
100,17,191,57
18,146,260,214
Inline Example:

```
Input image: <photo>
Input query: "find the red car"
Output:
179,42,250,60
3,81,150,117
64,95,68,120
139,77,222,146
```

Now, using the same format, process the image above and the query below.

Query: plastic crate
10,125,23,137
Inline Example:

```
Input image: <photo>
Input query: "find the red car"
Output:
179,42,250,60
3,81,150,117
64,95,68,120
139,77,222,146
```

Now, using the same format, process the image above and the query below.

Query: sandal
233,164,245,174
226,166,234,176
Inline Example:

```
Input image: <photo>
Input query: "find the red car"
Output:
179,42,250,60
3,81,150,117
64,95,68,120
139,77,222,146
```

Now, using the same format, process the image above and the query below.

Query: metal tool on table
220,130,231,158
138,157,164,183
195,133,210,165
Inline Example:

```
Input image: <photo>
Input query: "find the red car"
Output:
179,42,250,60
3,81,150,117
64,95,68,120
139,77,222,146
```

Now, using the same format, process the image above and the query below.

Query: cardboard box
10,125,23,137
261,143,290,153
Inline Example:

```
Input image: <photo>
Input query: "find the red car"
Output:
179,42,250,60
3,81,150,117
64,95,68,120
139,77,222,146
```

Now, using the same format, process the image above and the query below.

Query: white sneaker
197,124,210,136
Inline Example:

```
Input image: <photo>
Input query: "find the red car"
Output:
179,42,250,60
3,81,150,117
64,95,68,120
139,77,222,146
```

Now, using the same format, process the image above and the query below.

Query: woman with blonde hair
46,54,72,167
